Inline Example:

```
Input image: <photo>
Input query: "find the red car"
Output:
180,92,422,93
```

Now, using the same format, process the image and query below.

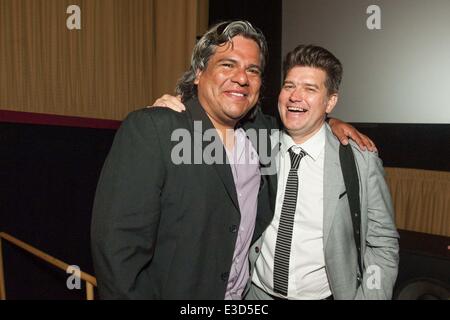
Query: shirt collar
279,124,326,161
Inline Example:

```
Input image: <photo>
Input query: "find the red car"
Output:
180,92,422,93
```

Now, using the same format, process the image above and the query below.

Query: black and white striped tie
273,147,307,297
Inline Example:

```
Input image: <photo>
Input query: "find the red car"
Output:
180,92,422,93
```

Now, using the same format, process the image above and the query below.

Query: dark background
0,0,448,299
209,0,282,118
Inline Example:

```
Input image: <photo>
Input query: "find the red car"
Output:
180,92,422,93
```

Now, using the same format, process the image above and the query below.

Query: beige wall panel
0,0,208,120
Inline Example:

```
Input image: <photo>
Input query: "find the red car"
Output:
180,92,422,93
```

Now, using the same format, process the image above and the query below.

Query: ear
325,93,338,114
194,69,202,85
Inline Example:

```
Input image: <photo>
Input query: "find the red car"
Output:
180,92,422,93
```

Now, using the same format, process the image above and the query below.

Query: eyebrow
283,80,319,89
217,58,262,73
283,80,295,85
217,58,236,64
304,82,320,89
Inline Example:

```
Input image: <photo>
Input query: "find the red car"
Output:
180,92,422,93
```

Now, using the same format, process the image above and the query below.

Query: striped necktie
273,147,307,297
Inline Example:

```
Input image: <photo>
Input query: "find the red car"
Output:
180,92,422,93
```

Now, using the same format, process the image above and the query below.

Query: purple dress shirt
224,128,260,300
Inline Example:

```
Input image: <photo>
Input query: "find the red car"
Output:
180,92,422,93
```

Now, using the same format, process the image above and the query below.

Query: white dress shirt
252,124,332,299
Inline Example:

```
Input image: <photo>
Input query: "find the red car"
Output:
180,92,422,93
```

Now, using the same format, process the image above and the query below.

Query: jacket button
221,272,229,281
229,225,238,233
255,246,260,253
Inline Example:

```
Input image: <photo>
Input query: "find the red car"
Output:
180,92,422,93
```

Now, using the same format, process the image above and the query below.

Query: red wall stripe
0,109,121,130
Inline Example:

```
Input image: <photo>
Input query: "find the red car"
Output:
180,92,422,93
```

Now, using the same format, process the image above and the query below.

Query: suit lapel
185,98,240,212
323,126,346,247
242,112,278,214
266,138,279,214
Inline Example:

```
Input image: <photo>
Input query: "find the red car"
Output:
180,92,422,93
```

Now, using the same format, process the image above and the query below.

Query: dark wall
0,121,115,299
352,123,450,172
209,0,282,117
394,230,450,299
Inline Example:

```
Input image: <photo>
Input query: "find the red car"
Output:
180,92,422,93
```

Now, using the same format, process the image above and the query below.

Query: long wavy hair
175,20,268,119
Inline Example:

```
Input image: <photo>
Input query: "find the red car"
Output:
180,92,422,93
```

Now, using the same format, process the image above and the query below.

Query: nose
231,68,249,86
289,88,304,102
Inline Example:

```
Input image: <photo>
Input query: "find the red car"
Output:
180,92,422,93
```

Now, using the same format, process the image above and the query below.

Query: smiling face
278,66,338,144
194,35,262,132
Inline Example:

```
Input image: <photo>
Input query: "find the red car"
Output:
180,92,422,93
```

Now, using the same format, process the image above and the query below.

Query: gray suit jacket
248,124,399,300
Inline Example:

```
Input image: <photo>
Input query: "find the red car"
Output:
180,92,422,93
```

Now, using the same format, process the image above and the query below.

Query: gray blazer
248,124,399,300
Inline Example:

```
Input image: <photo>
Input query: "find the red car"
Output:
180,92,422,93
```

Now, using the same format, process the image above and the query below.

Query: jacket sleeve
90,110,166,299
355,151,400,299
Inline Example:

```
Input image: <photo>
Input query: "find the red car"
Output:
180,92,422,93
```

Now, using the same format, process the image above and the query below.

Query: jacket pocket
339,191,347,199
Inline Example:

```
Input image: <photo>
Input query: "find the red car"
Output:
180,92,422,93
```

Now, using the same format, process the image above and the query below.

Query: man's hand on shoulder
147,94,186,112
328,117,377,152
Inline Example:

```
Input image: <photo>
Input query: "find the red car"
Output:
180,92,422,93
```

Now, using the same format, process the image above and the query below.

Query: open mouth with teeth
227,92,248,97
226,91,248,100
287,106,307,113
